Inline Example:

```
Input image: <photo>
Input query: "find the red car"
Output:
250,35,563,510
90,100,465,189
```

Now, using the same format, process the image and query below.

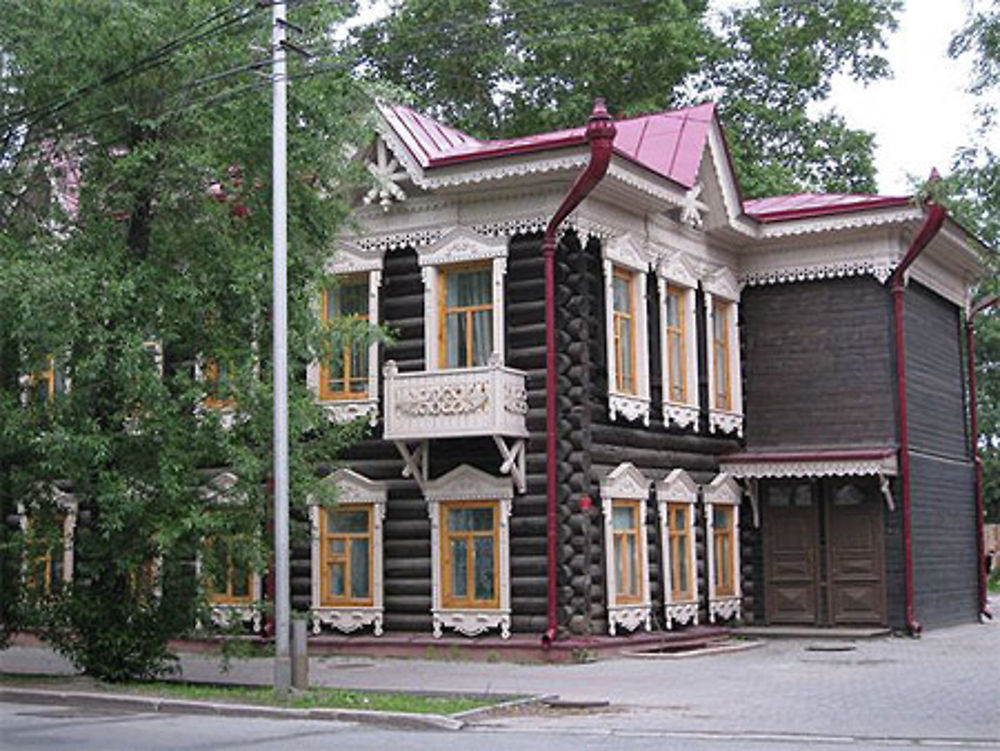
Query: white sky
347,0,993,196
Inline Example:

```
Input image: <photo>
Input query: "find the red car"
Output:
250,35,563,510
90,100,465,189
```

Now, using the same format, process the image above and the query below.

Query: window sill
311,606,383,636
709,408,743,437
665,601,699,629
607,602,652,636
709,596,741,623
663,400,699,430
318,398,379,427
432,608,511,639
208,603,262,632
609,392,651,426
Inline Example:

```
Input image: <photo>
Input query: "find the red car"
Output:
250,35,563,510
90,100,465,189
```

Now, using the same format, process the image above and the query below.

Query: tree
0,0,375,679
946,1,1000,522
351,0,901,198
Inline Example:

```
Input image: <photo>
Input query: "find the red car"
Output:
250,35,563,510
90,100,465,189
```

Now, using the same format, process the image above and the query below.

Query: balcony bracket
394,440,429,493
493,435,526,494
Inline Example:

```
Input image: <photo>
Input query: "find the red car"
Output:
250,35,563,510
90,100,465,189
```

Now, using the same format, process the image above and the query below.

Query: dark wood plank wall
741,277,896,449
903,282,977,627
560,236,742,634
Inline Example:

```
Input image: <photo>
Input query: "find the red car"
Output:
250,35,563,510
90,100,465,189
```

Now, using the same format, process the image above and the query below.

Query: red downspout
889,202,947,636
966,294,999,620
542,100,616,645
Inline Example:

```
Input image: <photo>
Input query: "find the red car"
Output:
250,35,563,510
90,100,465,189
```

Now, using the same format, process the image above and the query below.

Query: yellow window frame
665,285,687,404
713,505,736,597
713,299,732,411
440,500,500,610
438,262,493,370
612,499,642,604
319,505,374,607
612,266,638,395
667,502,692,600
320,275,370,401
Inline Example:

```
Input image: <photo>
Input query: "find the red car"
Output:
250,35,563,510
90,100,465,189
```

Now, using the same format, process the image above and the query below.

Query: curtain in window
444,267,492,368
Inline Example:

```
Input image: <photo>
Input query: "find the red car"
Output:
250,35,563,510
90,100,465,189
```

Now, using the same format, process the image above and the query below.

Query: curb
0,687,464,731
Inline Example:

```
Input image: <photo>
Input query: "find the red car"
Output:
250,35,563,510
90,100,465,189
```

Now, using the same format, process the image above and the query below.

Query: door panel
826,480,887,626
764,482,819,625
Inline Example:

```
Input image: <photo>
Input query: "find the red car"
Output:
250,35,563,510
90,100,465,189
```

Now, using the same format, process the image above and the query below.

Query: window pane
449,267,491,307
471,309,492,366
231,562,251,597
329,561,345,597
335,280,368,317
330,538,346,556
676,535,689,594
669,331,684,401
713,506,730,530
450,538,468,597
350,343,368,383
721,536,731,588
673,507,686,530
448,506,493,533
473,536,494,601
666,292,681,327
350,538,370,599
612,505,635,531
619,319,634,389
613,273,631,313
445,312,464,368
330,509,368,534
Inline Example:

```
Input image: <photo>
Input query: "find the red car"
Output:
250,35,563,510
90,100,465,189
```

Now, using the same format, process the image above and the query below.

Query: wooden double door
763,477,887,627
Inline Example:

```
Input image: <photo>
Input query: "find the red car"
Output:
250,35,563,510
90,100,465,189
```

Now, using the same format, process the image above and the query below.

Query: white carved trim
704,473,742,624
705,293,744,436
324,242,386,275
416,226,508,267
657,472,700,630
309,471,387,636
720,454,898,480
604,250,651,426
703,266,741,302
657,251,701,289
319,399,379,427
756,205,922,238
426,476,511,639
601,463,652,636
193,551,264,633
657,276,699,429
741,258,895,288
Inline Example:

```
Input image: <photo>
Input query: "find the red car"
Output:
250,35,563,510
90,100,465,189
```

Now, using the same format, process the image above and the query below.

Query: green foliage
352,0,900,197
0,0,376,679
945,2,1000,522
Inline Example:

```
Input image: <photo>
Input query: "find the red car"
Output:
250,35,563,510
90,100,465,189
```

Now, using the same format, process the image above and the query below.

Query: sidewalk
2,603,999,744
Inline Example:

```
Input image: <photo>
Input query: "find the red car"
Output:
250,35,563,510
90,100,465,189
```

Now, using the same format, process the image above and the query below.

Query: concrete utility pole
271,0,291,694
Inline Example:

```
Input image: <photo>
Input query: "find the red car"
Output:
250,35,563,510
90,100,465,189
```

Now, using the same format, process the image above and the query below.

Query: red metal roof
380,102,717,188
744,193,912,222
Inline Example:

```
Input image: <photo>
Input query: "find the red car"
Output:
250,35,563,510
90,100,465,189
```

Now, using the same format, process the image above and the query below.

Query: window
204,536,254,605
612,266,637,395
602,236,651,425
712,505,735,597
611,501,641,603
712,299,731,412
18,497,78,594
424,464,512,639
668,503,692,601
664,286,686,403
202,359,235,409
309,469,386,635
600,462,652,635
439,263,493,369
441,502,498,608
320,276,370,400
24,356,67,405
320,506,373,606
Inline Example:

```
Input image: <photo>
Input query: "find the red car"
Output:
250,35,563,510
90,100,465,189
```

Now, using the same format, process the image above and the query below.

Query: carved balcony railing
382,356,529,492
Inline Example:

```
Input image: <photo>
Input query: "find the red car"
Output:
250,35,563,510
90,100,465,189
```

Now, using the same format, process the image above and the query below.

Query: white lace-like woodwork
657,469,700,630
703,473,742,624
601,463,653,636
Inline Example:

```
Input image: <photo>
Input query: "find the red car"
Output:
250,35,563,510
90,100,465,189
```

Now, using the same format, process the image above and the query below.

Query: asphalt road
2,701,998,751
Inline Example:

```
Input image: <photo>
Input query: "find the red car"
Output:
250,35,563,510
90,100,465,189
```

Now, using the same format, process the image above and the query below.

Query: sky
347,0,991,196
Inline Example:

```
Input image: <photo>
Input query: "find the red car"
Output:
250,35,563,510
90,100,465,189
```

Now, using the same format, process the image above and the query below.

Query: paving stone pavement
3,604,998,744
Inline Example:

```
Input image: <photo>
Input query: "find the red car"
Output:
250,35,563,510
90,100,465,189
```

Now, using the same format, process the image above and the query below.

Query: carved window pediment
657,468,699,505
703,266,741,302
704,472,741,506
600,462,651,502
324,242,385,276
605,233,653,272
657,251,700,289
424,463,514,502
416,226,507,267
320,467,388,506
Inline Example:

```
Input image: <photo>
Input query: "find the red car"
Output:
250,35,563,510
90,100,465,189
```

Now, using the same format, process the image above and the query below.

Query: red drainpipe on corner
889,202,947,636
966,293,999,620
541,100,616,645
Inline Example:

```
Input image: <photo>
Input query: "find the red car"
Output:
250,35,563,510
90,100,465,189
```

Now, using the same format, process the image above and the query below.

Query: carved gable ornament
703,265,741,302
364,136,409,210
656,468,699,505
604,233,652,272
657,251,700,289
424,464,514,502
322,468,388,505
325,242,384,275
600,462,651,501
416,226,508,268
703,472,741,506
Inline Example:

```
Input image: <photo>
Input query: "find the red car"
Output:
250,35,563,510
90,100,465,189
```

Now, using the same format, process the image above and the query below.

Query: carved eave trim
324,242,385,275
424,464,515,502
720,452,898,480
703,472,741,506
416,226,507,266
705,120,757,237
756,205,923,239
600,462,651,501
740,257,896,287
656,468,699,505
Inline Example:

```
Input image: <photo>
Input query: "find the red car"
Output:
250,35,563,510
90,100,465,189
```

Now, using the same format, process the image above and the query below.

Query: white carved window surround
603,235,652,426
656,469,700,629
417,227,507,370
704,473,742,623
600,462,652,635
657,253,700,431
308,243,384,426
310,468,387,636
424,464,512,639
18,490,78,593
704,267,744,436
196,471,263,632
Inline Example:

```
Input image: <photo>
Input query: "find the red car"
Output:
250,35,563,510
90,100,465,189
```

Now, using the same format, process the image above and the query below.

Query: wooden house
298,100,985,639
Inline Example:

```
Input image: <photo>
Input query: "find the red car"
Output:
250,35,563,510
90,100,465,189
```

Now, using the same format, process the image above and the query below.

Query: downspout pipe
541,99,616,645
889,202,947,637
966,293,999,620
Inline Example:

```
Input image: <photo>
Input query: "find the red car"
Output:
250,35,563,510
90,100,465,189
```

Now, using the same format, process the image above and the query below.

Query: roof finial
928,167,941,183
586,98,616,143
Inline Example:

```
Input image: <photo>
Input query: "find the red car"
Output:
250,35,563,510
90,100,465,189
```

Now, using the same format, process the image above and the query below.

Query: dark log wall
741,277,895,449
558,236,742,634
903,282,977,627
